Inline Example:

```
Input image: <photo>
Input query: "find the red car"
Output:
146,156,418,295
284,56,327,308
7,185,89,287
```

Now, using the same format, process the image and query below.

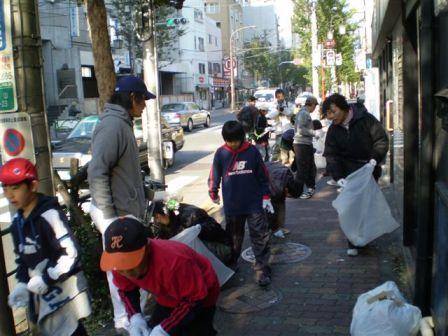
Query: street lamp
230,25,256,112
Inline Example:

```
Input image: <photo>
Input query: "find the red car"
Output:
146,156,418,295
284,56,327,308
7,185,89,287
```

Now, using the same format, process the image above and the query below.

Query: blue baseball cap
115,76,156,100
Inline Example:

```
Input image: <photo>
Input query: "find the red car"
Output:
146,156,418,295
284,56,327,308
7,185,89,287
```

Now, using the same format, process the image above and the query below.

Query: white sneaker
273,229,285,238
347,248,359,256
327,179,338,186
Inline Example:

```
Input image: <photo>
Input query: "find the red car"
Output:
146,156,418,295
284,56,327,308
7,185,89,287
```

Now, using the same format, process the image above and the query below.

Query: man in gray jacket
293,96,319,199
88,75,155,331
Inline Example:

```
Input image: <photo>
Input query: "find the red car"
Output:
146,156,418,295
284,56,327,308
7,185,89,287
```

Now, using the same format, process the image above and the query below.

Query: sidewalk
213,174,404,336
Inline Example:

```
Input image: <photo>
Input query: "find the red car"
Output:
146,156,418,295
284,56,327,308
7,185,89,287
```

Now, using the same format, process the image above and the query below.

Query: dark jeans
225,212,271,272
294,144,317,192
149,303,217,336
72,323,88,336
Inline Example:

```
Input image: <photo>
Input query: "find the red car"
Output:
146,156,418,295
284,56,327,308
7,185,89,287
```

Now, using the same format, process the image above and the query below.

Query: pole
310,0,319,97
321,58,326,99
230,35,235,112
12,0,54,195
0,231,15,335
142,0,164,183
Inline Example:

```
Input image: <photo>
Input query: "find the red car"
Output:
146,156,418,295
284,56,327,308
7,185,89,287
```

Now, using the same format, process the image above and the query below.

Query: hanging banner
0,0,17,113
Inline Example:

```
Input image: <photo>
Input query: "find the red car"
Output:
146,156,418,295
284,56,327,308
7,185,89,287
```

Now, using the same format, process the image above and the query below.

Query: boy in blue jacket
0,158,91,336
208,120,274,286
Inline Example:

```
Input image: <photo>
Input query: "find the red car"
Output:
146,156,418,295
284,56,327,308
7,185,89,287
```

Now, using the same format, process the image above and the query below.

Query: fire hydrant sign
0,0,17,112
0,113,35,163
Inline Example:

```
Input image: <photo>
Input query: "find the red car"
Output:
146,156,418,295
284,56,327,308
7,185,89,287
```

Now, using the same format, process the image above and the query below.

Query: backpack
237,106,256,131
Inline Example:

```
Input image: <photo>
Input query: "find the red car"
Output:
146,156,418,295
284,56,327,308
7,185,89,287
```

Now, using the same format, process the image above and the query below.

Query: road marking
166,175,199,194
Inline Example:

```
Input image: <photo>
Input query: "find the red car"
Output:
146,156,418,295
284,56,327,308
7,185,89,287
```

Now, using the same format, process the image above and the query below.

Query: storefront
211,77,229,108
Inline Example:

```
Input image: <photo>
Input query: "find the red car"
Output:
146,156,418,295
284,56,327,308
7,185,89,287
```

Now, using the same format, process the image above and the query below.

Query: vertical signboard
0,113,35,163
0,0,16,113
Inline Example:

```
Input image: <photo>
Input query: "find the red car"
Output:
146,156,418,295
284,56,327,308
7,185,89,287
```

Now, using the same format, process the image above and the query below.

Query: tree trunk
85,0,116,111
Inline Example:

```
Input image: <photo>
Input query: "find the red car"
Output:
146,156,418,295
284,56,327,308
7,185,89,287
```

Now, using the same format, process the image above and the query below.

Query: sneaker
256,271,271,287
347,248,359,256
327,179,338,186
273,229,285,238
300,191,312,199
307,188,315,196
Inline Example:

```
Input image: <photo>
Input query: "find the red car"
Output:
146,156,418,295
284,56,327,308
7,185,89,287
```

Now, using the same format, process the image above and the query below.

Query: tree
84,0,116,110
242,37,309,88
292,0,360,90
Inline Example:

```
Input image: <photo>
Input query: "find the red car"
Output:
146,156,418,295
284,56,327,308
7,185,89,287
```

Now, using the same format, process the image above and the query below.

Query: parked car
161,102,211,132
134,117,184,168
52,115,184,181
50,117,80,144
254,89,277,110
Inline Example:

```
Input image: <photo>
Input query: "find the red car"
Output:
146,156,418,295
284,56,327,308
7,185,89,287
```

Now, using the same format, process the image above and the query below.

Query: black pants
72,322,88,336
267,199,286,231
294,144,316,192
225,212,271,272
149,303,217,336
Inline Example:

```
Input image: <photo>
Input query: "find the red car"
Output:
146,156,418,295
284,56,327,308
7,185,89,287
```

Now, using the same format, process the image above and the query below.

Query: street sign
0,0,17,112
0,113,35,163
326,50,335,66
324,39,336,49
223,57,236,79
335,53,342,66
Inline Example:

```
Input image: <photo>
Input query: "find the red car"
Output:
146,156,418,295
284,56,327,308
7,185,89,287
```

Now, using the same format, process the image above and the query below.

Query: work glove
264,126,275,132
337,179,347,188
8,282,29,309
150,325,169,336
27,275,48,295
211,196,221,205
129,313,151,336
263,199,275,214
369,159,377,167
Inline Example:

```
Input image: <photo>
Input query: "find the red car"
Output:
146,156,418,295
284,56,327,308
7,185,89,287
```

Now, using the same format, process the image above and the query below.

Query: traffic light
166,17,187,27
168,0,185,10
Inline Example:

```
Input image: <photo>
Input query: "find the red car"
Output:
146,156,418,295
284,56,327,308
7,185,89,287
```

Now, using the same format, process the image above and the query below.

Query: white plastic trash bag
171,225,234,286
332,164,399,246
350,281,422,336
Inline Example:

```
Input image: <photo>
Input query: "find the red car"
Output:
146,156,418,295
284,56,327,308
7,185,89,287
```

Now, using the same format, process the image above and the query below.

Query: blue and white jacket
208,141,270,216
10,195,81,286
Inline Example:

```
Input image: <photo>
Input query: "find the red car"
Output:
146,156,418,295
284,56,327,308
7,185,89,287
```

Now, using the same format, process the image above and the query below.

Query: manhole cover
241,242,312,264
218,284,282,313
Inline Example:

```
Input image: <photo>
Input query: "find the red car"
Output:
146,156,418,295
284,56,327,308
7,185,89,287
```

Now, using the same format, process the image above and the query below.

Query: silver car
161,102,211,132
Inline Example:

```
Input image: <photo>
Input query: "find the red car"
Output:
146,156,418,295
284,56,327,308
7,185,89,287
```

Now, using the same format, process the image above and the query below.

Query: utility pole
310,0,319,97
141,0,164,183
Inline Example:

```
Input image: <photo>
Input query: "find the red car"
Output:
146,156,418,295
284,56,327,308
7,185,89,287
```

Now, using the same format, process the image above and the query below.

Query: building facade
372,0,448,333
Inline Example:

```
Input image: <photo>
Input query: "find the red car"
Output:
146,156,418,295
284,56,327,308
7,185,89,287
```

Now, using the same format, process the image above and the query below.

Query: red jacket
112,239,220,332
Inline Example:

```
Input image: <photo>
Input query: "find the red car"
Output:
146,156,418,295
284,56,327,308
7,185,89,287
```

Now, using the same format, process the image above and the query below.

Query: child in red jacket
101,217,220,336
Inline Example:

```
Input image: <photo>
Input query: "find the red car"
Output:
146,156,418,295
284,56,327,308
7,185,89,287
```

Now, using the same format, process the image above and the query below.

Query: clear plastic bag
171,225,234,286
350,281,422,336
332,164,399,246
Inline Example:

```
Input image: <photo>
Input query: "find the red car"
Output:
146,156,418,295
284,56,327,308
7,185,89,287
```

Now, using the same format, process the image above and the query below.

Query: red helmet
0,158,38,185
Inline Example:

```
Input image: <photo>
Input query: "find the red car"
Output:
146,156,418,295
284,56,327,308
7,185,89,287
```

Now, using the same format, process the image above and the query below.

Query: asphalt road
164,108,235,208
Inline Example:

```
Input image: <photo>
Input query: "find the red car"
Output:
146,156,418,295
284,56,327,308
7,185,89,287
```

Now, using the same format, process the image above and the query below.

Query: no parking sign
0,113,35,163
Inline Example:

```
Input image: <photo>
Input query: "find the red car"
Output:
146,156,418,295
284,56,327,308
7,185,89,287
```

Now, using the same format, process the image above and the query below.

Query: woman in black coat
323,93,389,256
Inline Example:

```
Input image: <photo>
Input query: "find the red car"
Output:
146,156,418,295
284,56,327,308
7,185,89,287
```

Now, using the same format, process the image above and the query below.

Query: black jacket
158,204,231,246
323,103,389,181
265,162,294,201
254,113,269,144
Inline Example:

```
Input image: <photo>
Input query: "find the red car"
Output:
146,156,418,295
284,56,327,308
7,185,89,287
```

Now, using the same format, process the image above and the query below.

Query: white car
295,91,315,107
254,89,277,110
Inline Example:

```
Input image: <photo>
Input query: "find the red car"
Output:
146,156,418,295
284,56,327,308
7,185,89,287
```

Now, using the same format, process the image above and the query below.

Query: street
165,108,235,207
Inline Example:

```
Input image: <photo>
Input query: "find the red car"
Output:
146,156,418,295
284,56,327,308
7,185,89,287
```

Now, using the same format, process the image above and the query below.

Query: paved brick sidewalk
213,175,404,336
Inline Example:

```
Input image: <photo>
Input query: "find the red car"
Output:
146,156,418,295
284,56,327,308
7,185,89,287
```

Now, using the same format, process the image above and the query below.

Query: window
213,63,221,74
208,34,212,44
198,37,204,51
208,62,212,74
215,37,218,46
81,66,93,78
205,3,218,14
194,8,203,22
194,36,197,50
199,63,206,74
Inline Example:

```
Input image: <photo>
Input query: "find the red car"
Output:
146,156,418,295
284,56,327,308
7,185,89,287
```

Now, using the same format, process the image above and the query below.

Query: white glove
27,276,48,295
369,159,377,167
8,282,29,308
263,199,275,214
337,179,347,188
264,126,275,132
211,196,221,205
129,314,151,336
150,325,169,336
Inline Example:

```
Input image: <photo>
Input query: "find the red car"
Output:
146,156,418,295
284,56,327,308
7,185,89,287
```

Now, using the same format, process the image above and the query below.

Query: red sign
212,77,230,87
325,39,336,49
199,76,205,84
3,128,25,156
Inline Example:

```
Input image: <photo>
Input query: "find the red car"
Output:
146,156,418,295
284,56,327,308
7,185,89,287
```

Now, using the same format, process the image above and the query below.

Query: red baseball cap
0,158,38,185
